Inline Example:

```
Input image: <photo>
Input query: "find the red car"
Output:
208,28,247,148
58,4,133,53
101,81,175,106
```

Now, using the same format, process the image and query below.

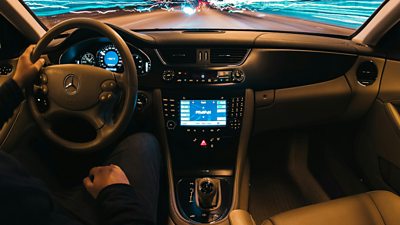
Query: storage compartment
254,76,351,133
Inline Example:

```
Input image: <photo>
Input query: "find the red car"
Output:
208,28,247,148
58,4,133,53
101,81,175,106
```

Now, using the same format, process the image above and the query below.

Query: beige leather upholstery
229,209,256,225
262,191,400,225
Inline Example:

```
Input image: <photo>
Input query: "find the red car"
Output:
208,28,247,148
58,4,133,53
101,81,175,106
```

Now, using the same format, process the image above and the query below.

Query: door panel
0,58,20,147
356,60,400,192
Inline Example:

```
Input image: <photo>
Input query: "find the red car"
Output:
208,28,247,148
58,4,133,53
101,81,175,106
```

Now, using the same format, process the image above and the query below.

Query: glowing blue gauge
98,44,122,72
104,51,119,67
97,44,151,75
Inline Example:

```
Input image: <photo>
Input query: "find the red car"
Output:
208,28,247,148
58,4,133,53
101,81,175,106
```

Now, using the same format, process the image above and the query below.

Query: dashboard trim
127,42,152,77
154,49,167,66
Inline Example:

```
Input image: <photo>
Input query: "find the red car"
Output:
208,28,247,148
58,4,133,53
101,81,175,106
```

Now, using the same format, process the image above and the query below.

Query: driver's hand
83,164,130,199
13,45,45,88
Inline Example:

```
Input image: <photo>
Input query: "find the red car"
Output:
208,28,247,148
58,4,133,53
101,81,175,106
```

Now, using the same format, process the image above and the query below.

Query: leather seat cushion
262,191,400,225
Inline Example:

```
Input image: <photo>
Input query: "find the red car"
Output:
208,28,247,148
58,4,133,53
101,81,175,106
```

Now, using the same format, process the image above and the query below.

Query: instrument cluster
60,38,151,76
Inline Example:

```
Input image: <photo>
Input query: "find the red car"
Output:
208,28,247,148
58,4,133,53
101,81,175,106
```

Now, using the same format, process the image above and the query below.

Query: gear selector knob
200,180,215,194
195,178,221,209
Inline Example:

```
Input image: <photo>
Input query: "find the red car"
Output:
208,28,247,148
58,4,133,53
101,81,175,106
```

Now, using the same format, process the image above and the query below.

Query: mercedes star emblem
64,74,80,95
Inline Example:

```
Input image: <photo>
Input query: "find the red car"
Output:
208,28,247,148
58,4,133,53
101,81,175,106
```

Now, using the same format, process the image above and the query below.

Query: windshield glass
22,0,385,36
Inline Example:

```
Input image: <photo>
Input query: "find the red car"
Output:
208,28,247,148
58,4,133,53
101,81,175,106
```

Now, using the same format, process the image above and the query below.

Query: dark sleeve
0,152,53,223
0,152,85,225
97,184,155,225
0,78,24,129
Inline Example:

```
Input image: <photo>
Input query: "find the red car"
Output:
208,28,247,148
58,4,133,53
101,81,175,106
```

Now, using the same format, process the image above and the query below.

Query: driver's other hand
13,45,46,88
83,164,130,199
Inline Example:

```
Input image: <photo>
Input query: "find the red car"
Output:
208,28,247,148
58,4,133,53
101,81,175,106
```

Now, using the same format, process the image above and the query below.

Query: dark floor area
248,125,373,224
248,131,309,224
249,168,307,224
309,125,370,199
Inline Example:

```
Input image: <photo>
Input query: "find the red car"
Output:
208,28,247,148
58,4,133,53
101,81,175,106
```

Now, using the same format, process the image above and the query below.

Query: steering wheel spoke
97,123,114,141
40,98,63,119
82,107,106,130
112,72,127,89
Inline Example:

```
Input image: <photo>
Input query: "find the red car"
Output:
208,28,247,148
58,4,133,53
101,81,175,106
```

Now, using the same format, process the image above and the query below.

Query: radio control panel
162,69,245,84
162,97,244,131
162,94,244,150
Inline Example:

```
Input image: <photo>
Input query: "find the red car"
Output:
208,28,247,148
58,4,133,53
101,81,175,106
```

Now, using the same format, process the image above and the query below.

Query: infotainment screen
180,100,227,126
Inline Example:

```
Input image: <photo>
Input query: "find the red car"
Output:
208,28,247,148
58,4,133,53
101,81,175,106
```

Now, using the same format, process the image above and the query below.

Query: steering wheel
28,18,138,152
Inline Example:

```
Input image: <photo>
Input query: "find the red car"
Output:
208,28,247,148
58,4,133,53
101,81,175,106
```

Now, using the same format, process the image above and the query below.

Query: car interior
1,0,400,224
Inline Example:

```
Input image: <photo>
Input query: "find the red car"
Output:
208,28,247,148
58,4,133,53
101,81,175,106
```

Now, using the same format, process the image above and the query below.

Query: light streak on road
182,6,196,15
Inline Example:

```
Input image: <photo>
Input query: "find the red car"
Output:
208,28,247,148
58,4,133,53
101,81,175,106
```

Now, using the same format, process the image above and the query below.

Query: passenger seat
261,191,400,225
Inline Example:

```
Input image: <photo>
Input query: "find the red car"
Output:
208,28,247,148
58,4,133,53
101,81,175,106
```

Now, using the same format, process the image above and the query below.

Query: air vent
158,48,196,64
0,63,13,75
210,48,249,65
357,61,378,86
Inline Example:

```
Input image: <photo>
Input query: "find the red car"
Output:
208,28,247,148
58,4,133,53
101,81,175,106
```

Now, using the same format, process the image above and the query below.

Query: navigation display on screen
180,100,227,126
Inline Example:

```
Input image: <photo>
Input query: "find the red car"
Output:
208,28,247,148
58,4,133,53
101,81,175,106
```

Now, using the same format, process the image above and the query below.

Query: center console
161,90,245,223
152,52,253,223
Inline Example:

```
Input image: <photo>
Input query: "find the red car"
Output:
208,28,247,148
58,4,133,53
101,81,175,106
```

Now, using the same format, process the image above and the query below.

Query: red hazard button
200,140,208,147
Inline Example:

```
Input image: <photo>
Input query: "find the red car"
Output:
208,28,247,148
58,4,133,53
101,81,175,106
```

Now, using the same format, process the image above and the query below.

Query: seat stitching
366,193,388,225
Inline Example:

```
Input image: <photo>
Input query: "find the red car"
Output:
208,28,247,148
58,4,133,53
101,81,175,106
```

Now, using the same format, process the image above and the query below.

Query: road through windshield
23,0,384,36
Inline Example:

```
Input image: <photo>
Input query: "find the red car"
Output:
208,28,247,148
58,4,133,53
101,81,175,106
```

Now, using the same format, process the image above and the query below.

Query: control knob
196,178,220,209
166,120,176,130
232,69,245,82
200,180,215,194
136,92,148,112
162,70,175,82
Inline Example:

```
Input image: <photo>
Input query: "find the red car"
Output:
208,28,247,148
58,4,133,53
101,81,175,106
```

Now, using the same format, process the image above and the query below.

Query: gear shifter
195,178,221,209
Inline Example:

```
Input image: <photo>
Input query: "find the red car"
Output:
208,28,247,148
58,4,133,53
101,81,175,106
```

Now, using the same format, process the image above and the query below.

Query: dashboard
59,37,151,76
53,29,367,91
47,29,381,129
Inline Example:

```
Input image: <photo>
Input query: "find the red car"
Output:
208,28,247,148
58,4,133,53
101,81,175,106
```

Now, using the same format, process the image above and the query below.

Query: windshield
22,0,385,36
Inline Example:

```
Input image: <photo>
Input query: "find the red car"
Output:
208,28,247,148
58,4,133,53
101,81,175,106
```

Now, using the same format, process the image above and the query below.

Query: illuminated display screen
104,50,119,67
180,100,226,126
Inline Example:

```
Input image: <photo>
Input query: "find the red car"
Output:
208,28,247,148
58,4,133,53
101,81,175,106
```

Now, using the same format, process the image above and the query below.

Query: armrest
229,210,256,225
386,102,400,130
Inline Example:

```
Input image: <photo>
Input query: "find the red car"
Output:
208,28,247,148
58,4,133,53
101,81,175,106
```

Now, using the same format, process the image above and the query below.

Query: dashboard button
99,92,113,102
162,70,175,82
200,140,208,148
232,69,245,82
101,80,117,91
136,92,148,112
166,120,176,130
41,85,48,95
40,74,48,84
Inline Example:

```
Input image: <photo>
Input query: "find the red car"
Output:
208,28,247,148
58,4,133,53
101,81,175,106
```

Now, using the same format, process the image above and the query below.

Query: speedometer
97,45,123,72
96,43,151,75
